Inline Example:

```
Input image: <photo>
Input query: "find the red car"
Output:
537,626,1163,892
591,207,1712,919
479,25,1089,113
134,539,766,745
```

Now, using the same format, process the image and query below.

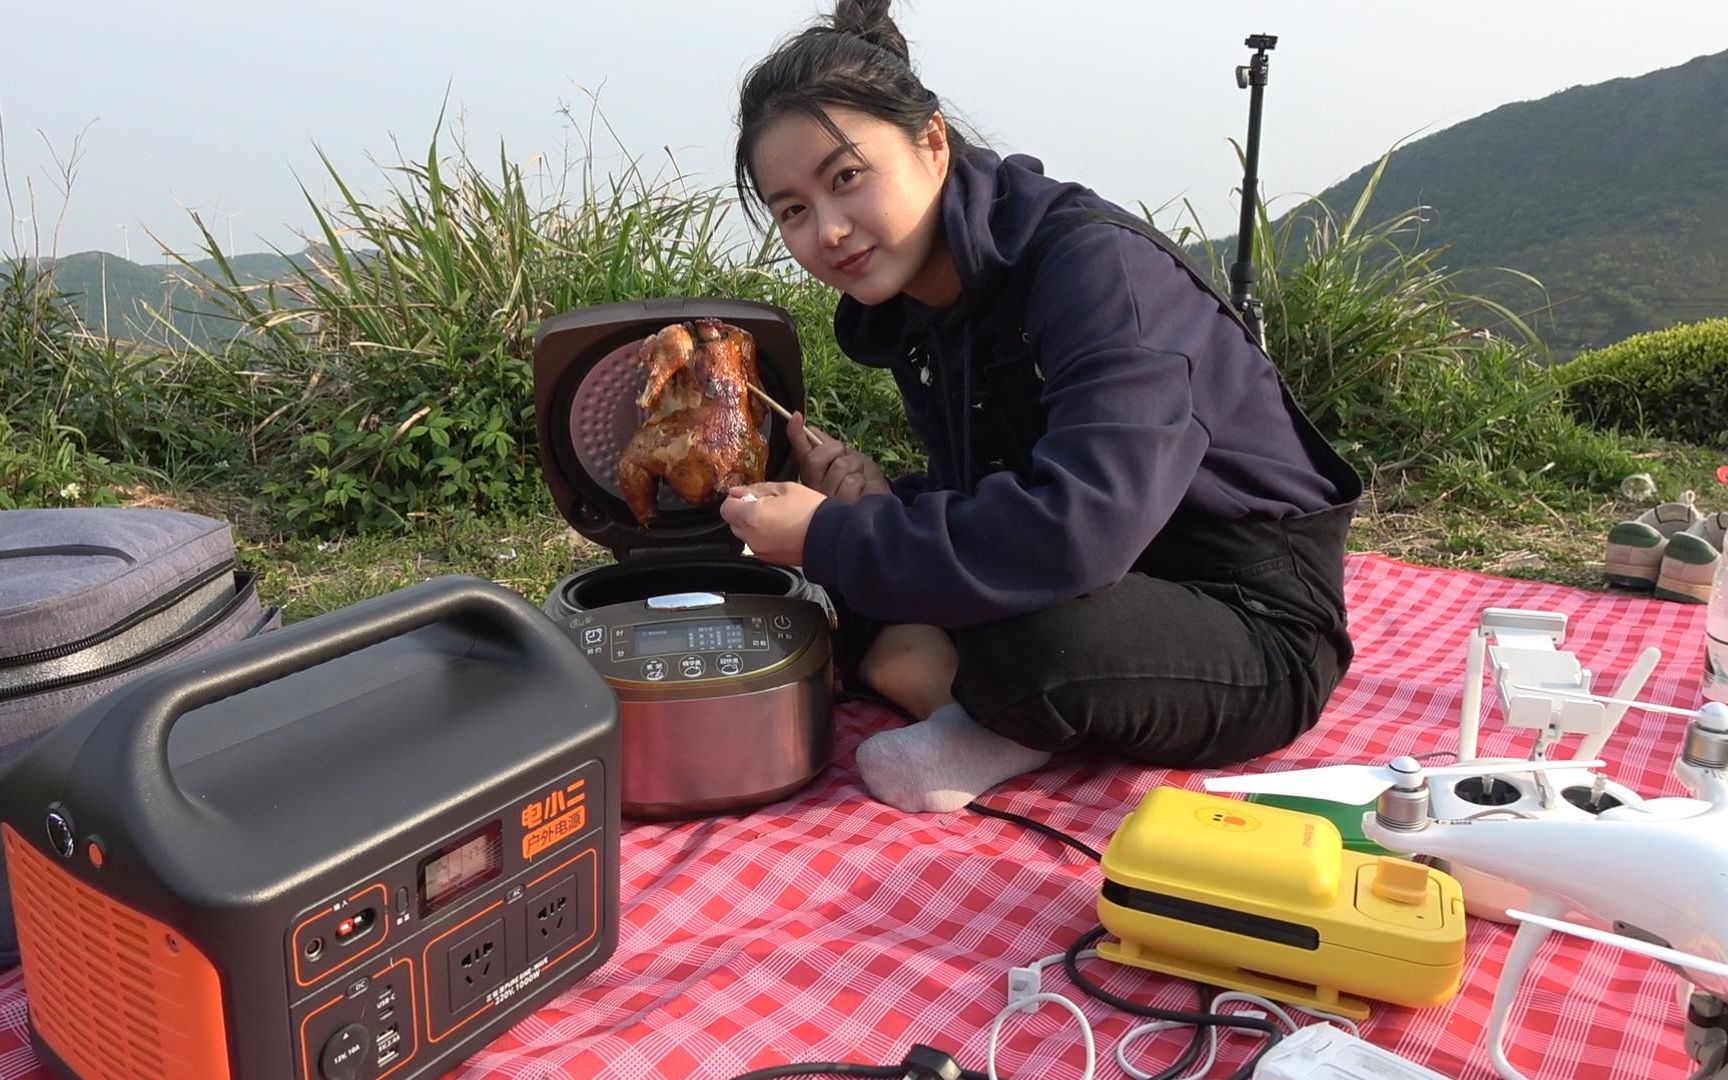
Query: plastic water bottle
1707,553,1728,704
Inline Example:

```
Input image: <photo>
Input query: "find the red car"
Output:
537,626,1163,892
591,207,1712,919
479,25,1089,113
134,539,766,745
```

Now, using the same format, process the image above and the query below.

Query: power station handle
91,575,574,813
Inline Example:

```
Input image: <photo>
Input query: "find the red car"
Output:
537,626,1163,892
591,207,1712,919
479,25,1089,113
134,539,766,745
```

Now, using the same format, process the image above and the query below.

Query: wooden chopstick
747,382,824,446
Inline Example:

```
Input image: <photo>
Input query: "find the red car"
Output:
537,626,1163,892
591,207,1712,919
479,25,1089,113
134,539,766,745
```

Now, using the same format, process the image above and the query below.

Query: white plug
1253,1024,1447,1079
1006,966,1041,1011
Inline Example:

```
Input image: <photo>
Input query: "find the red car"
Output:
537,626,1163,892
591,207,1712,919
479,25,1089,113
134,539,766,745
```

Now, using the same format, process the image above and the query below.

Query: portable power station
0,576,621,1080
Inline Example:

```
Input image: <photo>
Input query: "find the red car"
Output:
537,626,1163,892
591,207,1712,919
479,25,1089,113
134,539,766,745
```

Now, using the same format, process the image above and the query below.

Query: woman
719,0,1361,813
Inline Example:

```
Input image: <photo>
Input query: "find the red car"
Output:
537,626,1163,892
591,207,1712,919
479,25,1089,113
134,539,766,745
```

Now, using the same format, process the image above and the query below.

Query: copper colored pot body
545,557,834,820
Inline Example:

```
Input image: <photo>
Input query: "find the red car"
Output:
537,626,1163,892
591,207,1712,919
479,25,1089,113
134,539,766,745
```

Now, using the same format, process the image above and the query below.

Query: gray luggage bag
0,507,281,967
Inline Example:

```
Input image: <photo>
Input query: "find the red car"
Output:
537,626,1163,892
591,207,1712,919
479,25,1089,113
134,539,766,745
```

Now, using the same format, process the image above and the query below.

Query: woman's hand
719,482,827,566
790,412,890,505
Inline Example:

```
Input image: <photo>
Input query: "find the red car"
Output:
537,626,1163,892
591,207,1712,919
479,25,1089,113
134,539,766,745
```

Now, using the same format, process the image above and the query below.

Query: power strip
1253,1024,1448,1079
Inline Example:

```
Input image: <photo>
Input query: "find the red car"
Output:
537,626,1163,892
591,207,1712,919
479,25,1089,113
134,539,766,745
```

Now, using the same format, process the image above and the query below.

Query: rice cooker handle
96,574,573,814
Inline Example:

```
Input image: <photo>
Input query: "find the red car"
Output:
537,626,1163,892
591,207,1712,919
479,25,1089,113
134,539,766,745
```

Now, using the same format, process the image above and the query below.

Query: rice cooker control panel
565,592,822,684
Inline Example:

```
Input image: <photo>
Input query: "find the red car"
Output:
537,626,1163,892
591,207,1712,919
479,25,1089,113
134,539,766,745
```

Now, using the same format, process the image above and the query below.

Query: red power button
335,908,373,941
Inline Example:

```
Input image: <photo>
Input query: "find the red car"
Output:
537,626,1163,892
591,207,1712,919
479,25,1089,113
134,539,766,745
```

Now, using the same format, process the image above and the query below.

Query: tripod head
1236,34,1278,88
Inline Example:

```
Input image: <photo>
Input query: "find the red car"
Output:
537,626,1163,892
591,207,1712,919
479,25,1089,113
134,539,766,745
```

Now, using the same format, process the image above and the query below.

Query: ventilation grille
3,823,230,1079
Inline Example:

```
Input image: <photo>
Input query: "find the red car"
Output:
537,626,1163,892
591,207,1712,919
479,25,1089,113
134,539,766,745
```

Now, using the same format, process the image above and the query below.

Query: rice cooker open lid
532,298,804,561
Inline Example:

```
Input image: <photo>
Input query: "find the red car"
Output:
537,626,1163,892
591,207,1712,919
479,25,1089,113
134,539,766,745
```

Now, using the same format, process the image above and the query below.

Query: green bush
0,416,129,510
1382,340,1641,507
1561,318,1728,445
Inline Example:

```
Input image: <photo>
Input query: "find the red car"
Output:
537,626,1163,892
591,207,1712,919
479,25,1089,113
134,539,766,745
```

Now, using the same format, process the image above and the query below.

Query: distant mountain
1235,49,1728,357
20,50,1728,360
11,249,316,348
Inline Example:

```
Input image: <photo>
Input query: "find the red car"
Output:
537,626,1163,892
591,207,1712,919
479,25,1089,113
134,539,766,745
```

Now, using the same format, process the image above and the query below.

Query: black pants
833,501,1355,768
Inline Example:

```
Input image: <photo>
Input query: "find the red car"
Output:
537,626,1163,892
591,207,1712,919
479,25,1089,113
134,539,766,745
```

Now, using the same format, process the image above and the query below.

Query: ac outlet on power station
421,849,601,1035
524,872,581,963
446,916,508,1013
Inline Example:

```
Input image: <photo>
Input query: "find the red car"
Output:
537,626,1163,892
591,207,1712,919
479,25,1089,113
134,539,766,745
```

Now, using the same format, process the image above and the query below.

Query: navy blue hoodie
801,149,1355,627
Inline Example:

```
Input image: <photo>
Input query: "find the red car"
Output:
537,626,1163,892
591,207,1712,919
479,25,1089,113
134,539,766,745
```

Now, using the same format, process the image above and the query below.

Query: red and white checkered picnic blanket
0,554,1714,1078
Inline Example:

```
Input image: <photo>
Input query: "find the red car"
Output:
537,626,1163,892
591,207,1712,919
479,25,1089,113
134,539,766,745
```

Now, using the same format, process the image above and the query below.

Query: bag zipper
0,570,255,704
2,559,237,667
0,566,253,704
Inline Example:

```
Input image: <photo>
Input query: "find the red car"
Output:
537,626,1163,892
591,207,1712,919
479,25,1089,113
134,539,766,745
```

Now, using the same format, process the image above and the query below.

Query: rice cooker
532,298,837,820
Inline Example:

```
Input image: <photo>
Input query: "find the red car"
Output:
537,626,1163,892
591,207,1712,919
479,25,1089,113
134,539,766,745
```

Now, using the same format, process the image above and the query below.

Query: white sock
854,703,1054,813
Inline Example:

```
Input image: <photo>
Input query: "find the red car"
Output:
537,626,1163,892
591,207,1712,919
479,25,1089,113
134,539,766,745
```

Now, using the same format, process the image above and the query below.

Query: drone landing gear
1487,893,1570,1080
1688,992,1728,1078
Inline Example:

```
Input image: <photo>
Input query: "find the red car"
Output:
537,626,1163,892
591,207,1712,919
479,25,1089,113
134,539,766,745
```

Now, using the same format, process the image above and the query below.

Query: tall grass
1,134,1652,533
156,131,910,535
0,261,159,507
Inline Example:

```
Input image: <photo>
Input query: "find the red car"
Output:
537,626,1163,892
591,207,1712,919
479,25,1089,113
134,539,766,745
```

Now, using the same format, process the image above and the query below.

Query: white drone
1440,607,1706,920
1204,606,1728,1080
1237,607,1695,923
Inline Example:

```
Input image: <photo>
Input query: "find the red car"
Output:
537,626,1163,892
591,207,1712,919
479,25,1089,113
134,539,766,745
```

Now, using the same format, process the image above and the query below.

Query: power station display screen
632,617,749,656
419,821,502,916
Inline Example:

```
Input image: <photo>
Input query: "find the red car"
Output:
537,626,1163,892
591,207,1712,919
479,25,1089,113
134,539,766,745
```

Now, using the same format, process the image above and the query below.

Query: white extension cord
987,990,1097,1080
990,949,1101,1080
1253,1025,1452,1080
1112,992,1359,1080
989,949,1363,1080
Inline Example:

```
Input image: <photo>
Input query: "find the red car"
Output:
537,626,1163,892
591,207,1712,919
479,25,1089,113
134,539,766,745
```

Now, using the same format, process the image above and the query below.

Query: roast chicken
617,318,769,526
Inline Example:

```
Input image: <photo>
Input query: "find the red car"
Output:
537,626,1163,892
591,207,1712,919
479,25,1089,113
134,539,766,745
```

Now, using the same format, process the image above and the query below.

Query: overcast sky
4,1,1725,263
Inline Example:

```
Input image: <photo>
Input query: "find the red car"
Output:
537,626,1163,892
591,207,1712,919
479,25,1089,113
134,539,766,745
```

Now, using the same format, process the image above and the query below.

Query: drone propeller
1507,685,1726,723
1202,756,1605,806
1505,908,1728,981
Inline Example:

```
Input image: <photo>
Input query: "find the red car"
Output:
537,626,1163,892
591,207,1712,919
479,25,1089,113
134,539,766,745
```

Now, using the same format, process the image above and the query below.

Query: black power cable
964,800,1104,862
1063,926,1283,1080
959,804,1287,1077
727,1049,990,1080
1138,984,1220,1080
964,800,1222,1078
726,1065,912,1080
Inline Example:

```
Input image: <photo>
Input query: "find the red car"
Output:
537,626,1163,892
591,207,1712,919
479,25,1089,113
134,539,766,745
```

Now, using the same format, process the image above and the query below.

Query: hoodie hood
834,148,1096,367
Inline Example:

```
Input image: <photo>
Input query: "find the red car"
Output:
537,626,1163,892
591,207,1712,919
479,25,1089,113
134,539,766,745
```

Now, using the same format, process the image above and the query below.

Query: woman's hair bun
830,0,910,63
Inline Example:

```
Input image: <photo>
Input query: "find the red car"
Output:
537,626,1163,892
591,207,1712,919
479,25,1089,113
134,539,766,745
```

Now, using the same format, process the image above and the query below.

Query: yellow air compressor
1096,786,1466,1019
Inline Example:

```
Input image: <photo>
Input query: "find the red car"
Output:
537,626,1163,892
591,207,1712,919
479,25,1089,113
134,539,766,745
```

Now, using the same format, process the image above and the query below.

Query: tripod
1229,33,1277,348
